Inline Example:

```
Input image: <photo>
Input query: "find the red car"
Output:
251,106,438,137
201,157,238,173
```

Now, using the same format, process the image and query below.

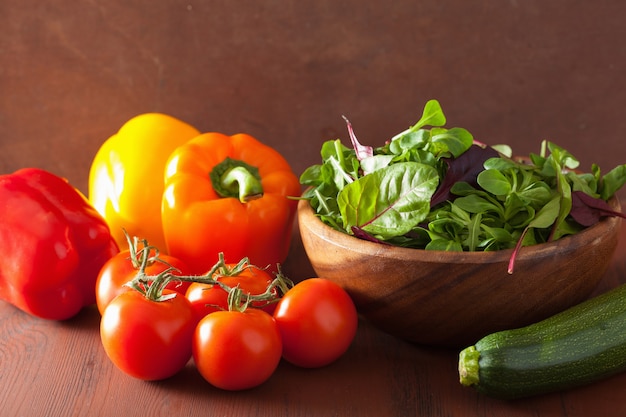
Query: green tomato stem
124,244,293,309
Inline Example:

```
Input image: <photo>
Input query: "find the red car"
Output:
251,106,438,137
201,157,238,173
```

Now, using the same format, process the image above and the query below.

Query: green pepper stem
210,157,264,203
221,166,264,203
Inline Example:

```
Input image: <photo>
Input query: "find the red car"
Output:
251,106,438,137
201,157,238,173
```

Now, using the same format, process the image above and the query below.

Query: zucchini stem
458,346,481,387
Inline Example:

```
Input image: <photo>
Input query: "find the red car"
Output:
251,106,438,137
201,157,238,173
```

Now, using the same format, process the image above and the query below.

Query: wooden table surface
0,217,625,417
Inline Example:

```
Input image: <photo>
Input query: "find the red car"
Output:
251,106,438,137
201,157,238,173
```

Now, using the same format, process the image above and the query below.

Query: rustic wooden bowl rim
297,196,622,265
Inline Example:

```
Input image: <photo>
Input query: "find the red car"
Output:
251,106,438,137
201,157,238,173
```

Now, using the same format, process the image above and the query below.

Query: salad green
300,99,626,273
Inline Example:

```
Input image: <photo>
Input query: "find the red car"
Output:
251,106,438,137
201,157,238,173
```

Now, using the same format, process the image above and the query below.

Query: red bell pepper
0,168,119,320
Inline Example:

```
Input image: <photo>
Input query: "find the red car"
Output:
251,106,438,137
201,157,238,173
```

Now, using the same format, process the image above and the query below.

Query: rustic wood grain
0,222,625,416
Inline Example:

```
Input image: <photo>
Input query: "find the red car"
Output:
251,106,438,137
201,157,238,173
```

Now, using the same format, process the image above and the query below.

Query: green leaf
414,99,447,130
389,129,430,155
490,144,512,157
517,183,553,207
546,141,580,170
323,139,360,177
429,127,474,158
483,156,518,171
551,218,584,239
299,164,323,186
449,181,478,196
477,169,512,196
395,148,438,167
504,193,536,229
600,164,626,200
567,172,599,197
327,156,355,189
310,185,340,217
389,99,446,143
428,216,465,237
481,225,514,243
448,201,472,223
454,194,503,216
337,162,439,239
426,239,463,251
464,212,483,251
528,196,561,229
320,139,342,160
550,155,573,238
360,155,395,174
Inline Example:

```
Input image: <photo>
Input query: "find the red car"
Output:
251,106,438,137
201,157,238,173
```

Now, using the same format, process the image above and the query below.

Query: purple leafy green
570,191,626,226
342,116,373,163
430,144,500,208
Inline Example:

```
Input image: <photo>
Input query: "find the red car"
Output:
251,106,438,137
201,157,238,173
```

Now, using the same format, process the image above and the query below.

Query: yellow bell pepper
88,113,200,251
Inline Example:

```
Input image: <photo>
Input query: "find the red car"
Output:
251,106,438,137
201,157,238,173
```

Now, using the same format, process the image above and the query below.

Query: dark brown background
2,0,625,198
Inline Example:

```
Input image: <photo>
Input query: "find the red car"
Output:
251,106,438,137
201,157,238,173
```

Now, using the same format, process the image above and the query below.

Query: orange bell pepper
88,113,200,251
162,132,301,274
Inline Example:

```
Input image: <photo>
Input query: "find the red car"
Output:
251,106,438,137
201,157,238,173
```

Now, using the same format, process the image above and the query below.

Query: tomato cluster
97,242,358,390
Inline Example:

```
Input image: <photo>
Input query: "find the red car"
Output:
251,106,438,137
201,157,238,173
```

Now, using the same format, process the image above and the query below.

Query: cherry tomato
273,278,358,368
192,308,282,390
185,265,276,323
100,289,195,380
96,249,191,315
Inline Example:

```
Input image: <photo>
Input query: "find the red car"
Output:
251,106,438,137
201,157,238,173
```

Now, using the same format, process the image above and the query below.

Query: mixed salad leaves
300,100,626,273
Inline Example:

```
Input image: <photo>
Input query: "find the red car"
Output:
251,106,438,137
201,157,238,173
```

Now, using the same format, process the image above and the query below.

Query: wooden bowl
297,197,622,348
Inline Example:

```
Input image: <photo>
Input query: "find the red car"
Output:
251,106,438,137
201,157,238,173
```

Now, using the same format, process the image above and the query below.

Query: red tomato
273,278,358,368
100,289,195,380
96,249,191,315
185,265,276,324
192,308,282,390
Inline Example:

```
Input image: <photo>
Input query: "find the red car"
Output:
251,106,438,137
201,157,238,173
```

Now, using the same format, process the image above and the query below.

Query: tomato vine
121,234,293,310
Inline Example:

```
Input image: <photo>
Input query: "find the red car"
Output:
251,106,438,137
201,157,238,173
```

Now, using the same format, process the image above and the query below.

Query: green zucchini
458,283,626,399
